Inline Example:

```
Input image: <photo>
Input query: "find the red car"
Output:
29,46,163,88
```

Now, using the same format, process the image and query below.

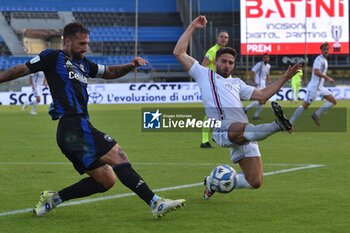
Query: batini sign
240,0,349,55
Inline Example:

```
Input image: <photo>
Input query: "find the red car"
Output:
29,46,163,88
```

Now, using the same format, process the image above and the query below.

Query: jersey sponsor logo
66,60,88,83
68,71,88,84
30,55,40,64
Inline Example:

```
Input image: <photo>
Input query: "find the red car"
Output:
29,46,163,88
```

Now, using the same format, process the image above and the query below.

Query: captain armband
95,64,106,78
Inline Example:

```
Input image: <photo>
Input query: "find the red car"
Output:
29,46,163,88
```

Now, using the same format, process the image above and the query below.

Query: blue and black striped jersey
26,49,105,120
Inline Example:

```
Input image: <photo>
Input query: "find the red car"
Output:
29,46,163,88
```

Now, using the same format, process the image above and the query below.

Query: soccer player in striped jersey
0,22,185,218
200,30,229,148
174,15,300,199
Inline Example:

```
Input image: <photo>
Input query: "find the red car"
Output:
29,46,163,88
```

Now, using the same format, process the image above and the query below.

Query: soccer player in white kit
244,53,271,120
289,42,336,126
21,71,46,115
199,30,230,149
173,15,300,198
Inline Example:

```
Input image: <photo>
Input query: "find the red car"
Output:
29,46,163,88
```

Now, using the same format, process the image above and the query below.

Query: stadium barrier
1,83,349,105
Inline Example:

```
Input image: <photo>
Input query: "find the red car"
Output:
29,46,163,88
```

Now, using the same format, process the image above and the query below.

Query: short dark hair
217,29,229,35
215,47,236,60
63,22,89,39
320,42,329,50
263,53,269,57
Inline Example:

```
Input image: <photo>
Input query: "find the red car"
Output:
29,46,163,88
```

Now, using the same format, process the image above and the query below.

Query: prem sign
240,0,349,55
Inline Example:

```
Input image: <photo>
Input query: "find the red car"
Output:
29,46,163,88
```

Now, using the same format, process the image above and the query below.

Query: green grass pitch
0,101,349,233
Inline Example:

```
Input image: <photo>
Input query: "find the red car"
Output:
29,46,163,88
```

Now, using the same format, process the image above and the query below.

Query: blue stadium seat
89,26,182,42
0,0,177,12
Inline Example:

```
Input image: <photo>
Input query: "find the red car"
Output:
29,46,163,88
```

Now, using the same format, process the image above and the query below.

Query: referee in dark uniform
0,22,185,218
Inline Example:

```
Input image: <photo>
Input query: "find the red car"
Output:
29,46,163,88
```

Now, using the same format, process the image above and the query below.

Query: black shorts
56,115,117,174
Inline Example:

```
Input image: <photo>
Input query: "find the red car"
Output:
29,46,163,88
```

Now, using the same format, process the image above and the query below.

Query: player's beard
63,49,84,60
72,52,84,60
216,67,231,78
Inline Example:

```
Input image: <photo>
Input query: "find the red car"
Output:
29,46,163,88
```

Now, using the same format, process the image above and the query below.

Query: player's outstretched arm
249,70,257,86
102,57,148,79
314,69,334,84
251,63,301,101
201,56,210,67
0,64,31,84
173,15,207,71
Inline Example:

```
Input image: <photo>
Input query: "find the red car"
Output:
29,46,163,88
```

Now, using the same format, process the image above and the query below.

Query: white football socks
253,104,264,118
31,102,37,111
290,105,305,124
245,101,259,112
314,101,334,117
234,173,253,189
243,122,280,141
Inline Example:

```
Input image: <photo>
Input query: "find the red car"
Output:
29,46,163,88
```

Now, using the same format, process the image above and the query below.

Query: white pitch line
263,164,324,176
0,164,324,218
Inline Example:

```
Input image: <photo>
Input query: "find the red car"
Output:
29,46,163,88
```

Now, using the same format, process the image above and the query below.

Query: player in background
173,15,300,199
21,71,47,115
244,53,271,120
289,42,336,126
202,30,229,70
290,68,304,103
0,22,185,219
200,30,229,148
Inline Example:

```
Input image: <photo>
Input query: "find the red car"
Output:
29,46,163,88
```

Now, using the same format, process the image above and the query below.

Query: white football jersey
31,71,45,88
251,61,270,88
188,61,254,129
308,54,328,89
